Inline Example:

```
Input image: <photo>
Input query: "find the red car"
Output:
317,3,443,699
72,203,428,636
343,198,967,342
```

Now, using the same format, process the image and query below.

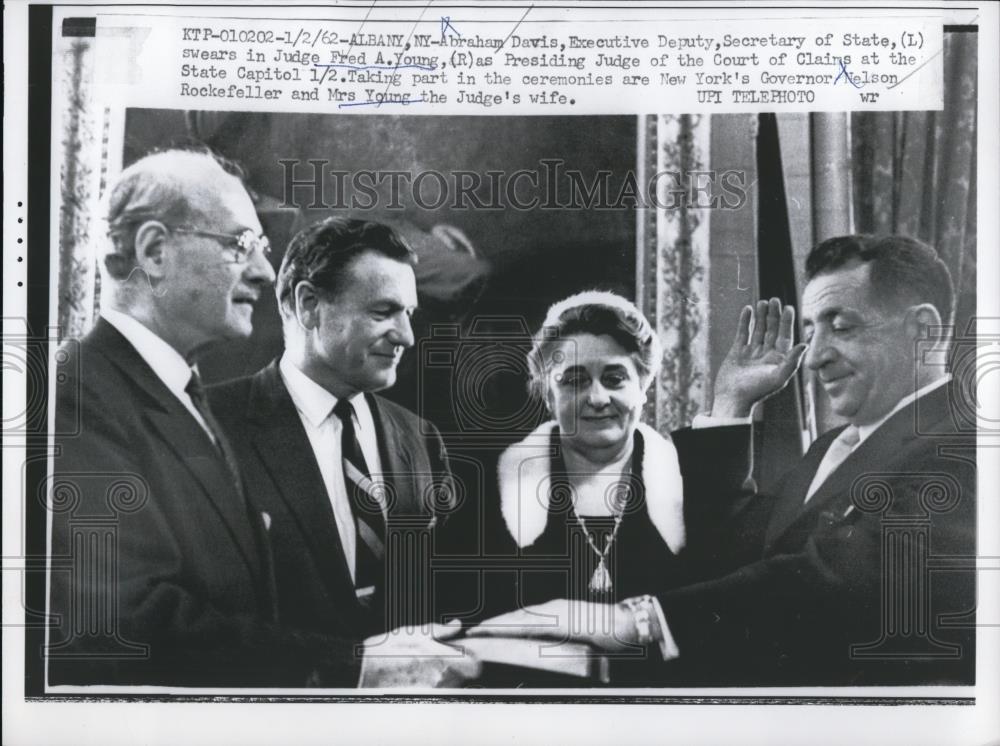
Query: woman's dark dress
491,428,689,686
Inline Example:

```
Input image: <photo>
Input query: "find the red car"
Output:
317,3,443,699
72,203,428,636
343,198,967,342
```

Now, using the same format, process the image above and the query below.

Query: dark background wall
123,110,638,447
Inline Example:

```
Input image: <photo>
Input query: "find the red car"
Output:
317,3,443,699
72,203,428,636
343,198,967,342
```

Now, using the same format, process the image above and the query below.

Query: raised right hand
709,298,808,418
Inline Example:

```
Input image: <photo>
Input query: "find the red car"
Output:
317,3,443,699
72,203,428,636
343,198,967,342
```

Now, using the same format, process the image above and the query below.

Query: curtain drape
56,36,100,342
55,23,128,342
851,31,977,334
636,114,713,434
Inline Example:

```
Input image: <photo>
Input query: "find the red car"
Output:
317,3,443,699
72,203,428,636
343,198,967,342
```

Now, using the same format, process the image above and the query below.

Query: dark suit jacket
668,382,976,686
208,360,456,640
48,319,363,687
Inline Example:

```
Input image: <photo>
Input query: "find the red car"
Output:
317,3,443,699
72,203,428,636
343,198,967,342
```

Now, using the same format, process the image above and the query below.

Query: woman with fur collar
496,291,687,609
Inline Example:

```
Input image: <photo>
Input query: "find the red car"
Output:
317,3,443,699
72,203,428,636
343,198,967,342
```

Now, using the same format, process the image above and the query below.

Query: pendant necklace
573,484,629,594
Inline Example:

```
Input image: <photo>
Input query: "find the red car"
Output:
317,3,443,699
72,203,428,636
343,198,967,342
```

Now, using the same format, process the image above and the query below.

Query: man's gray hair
104,146,250,280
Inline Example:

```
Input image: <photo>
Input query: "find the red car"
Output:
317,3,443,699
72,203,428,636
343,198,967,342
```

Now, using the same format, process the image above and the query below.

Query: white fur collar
498,421,686,553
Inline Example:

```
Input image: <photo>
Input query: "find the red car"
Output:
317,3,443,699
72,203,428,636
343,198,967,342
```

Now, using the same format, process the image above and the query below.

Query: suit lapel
765,383,954,548
144,409,263,579
88,318,178,414
367,395,421,517
764,428,842,546
89,318,264,582
247,363,357,604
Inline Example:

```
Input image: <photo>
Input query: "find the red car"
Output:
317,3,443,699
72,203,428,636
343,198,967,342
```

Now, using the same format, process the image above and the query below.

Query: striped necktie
332,398,386,594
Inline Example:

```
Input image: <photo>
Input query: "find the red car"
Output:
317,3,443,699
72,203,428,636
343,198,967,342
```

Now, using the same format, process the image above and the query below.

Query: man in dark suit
209,217,457,645
48,150,477,688
470,234,976,686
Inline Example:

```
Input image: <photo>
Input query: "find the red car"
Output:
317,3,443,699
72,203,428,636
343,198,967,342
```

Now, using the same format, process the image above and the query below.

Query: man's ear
133,221,170,280
904,303,944,341
293,281,321,330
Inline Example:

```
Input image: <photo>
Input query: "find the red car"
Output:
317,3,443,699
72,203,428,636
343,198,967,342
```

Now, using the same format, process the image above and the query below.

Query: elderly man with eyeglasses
47,148,479,689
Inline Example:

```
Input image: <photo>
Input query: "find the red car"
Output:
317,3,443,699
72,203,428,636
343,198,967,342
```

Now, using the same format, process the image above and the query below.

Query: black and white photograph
3,2,998,744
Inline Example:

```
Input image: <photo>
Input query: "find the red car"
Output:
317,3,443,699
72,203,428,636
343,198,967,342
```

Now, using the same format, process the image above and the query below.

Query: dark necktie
185,369,244,494
332,398,386,594
186,369,277,620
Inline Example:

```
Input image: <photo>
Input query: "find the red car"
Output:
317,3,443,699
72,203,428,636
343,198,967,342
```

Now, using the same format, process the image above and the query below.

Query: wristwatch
619,594,656,646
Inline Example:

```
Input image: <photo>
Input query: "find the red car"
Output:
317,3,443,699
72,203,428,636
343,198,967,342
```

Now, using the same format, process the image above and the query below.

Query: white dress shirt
279,355,385,582
100,308,214,440
652,374,952,661
803,375,953,501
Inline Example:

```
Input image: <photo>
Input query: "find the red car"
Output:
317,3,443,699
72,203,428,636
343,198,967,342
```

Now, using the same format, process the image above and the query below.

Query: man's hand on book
359,620,482,688
466,599,639,652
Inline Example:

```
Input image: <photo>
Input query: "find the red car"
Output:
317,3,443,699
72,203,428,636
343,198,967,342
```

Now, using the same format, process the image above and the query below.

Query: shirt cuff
649,597,680,661
691,413,753,429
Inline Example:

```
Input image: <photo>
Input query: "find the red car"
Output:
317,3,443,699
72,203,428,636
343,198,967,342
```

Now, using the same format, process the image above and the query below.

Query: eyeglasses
171,226,271,264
